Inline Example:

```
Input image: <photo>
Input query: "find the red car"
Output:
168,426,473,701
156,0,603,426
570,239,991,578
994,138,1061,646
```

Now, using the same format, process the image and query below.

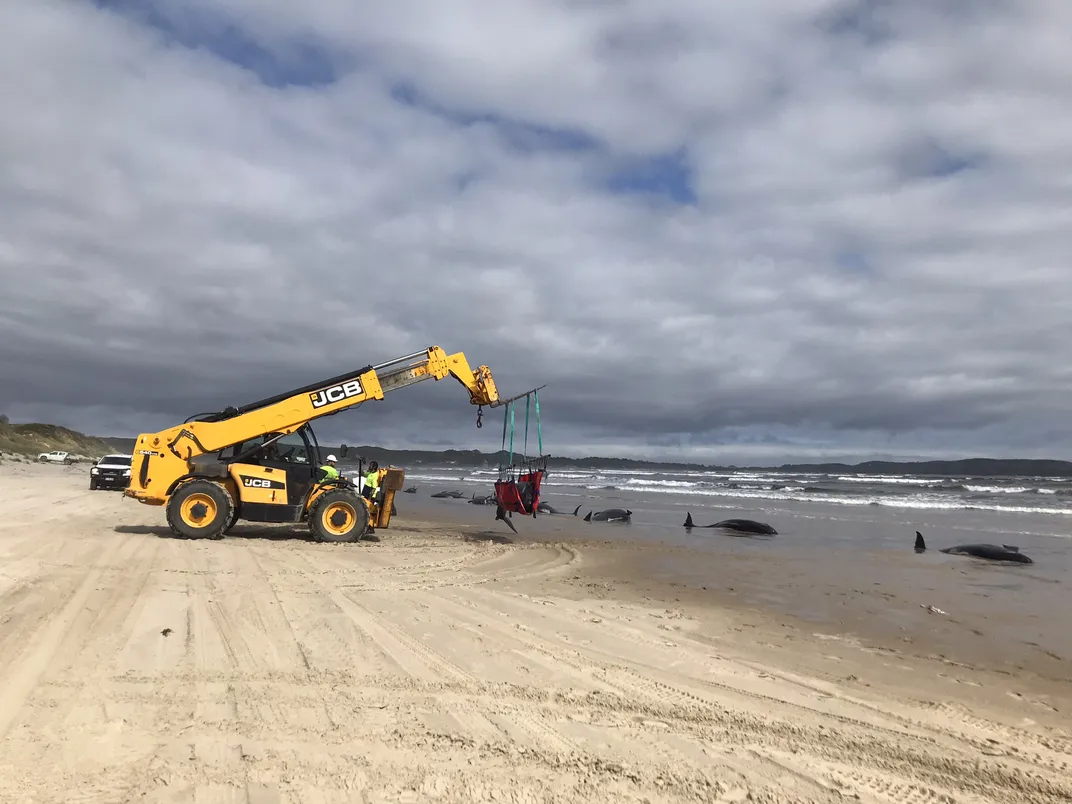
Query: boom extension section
139,346,498,467
123,345,504,543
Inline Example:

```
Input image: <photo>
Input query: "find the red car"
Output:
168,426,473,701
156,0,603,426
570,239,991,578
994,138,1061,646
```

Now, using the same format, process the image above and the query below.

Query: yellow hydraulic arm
126,346,500,504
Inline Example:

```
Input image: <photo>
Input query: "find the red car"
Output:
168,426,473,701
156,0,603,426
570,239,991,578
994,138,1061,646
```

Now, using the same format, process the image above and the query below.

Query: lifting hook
476,406,483,428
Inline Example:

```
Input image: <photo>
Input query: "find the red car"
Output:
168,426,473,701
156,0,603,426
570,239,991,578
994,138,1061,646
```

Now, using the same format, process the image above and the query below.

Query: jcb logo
244,478,273,488
310,379,363,409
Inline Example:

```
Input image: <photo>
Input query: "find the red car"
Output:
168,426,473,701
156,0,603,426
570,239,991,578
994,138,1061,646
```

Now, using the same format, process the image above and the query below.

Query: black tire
309,488,369,543
89,478,98,490
166,479,233,540
223,506,240,534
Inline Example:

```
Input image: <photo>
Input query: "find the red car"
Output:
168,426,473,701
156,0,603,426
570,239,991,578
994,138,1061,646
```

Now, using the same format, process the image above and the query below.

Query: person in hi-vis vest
361,461,385,501
317,454,340,484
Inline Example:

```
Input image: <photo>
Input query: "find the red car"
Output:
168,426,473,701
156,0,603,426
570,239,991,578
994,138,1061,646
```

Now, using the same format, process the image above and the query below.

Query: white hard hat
326,454,337,462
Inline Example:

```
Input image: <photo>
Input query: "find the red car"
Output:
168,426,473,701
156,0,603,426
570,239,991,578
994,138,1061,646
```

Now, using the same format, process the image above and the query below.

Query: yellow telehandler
124,346,502,542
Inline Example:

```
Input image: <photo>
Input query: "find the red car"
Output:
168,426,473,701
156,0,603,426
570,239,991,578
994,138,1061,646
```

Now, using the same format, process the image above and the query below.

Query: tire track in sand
441,584,942,742
410,585,1069,804
291,541,578,593
254,543,476,685
258,545,580,758
0,532,167,804
243,543,406,676
0,532,128,741
904,700,1072,777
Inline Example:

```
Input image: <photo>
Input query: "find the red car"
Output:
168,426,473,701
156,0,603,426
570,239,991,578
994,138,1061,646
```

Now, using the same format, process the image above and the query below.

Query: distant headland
3,418,1066,478
99,435,1072,477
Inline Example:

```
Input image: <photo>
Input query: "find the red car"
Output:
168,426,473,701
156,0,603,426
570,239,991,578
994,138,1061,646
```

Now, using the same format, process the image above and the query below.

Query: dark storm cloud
2,0,1071,463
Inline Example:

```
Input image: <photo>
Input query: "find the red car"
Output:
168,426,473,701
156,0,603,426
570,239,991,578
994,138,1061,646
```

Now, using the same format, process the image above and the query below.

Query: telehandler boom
124,346,501,542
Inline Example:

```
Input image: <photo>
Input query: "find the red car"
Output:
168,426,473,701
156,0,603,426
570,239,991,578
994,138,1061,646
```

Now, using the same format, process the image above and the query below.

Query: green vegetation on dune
0,419,115,460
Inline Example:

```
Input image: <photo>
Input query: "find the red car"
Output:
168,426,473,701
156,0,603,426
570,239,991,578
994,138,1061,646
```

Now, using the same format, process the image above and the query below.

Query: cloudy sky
1,0,1070,465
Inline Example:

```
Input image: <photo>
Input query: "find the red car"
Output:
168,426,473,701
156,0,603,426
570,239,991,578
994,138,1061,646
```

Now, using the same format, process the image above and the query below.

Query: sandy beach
0,461,1070,803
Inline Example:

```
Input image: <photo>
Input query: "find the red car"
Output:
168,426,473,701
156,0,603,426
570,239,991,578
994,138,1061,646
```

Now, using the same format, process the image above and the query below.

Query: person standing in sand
361,461,383,501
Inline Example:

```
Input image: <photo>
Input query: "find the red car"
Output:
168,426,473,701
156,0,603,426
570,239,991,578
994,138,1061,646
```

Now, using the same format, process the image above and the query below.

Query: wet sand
400,490,1072,682
0,461,1070,803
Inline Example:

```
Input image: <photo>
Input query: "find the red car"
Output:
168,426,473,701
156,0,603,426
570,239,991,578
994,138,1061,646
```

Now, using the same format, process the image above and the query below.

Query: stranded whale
583,508,632,523
914,531,1033,564
683,513,777,535
537,502,583,515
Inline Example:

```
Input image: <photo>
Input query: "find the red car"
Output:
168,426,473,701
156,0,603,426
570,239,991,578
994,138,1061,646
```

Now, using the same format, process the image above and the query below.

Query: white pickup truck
37,450,74,465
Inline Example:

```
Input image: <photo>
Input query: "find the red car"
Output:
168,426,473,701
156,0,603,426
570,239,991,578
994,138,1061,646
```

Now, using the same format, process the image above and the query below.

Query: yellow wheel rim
180,492,218,528
322,501,356,536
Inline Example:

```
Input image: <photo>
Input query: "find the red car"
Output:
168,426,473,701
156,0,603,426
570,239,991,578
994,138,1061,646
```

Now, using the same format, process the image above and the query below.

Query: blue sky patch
389,81,600,154
604,149,697,205
897,136,985,181
818,0,897,46
93,0,340,88
835,250,873,276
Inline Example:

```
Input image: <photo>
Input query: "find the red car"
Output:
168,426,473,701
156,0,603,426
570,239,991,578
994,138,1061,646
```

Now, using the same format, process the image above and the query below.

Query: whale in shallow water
583,508,631,522
683,513,777,535
914,531,1033,564
537,502,582,515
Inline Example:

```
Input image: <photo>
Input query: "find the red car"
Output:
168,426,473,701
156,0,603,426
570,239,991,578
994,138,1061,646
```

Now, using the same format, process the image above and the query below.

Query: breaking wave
398,465,1072,516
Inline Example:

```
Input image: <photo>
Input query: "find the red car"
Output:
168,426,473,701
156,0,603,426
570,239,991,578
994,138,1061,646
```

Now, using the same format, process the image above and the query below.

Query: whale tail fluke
572,504,582,516
583,511,592,522
684,512,694,528
495,504,518,534
914,530,926,552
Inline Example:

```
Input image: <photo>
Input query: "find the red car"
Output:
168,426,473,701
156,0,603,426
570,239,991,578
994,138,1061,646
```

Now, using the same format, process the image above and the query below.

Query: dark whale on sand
431,490,466,498
583,508,631,522
683,513,777,535
468,493,497,505
402,486,418,494
537,502,583,516
914,531,1033,564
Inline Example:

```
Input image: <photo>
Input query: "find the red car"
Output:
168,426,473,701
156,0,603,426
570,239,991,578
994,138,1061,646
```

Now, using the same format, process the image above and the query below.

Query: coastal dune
0,462,1069,803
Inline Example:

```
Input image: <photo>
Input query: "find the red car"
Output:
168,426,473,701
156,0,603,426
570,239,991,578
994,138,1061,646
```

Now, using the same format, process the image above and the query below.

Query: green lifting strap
534,390,543,455
499,391,544,476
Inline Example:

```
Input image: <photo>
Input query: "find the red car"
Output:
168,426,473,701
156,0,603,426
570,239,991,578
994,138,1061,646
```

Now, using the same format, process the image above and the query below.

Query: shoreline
1,462,1070,802
400,513,1072,702
394,494,1072,685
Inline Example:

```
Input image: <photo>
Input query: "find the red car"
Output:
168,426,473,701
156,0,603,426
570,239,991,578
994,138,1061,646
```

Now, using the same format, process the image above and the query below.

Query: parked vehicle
90,454,133,490
38,450,73,465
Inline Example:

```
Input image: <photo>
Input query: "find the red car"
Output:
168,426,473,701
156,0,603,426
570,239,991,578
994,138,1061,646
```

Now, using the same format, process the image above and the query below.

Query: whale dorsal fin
1002,544,1020,551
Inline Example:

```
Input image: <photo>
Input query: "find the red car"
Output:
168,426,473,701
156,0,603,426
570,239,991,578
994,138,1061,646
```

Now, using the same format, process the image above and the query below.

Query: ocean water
396,464,1072,517
349,462,1072,554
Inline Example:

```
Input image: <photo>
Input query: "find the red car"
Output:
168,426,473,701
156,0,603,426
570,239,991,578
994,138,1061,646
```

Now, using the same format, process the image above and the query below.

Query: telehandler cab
124,346,502,542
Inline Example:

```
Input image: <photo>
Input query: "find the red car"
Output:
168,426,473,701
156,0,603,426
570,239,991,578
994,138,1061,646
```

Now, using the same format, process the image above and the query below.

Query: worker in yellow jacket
361,461,386,501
